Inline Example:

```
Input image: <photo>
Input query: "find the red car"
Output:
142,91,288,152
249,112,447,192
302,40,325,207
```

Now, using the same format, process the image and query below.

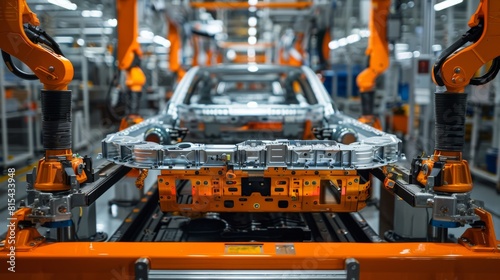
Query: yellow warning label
225,245,263,255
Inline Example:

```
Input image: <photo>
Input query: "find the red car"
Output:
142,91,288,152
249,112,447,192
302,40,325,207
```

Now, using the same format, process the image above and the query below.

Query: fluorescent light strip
47,0,77,11
140,30,154,40
107,19,117,27
434,0,463,11
328,29,370,50
153,36,171,48
82,10,103,18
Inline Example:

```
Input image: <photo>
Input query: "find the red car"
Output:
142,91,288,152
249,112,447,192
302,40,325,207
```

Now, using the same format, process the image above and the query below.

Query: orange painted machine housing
35,150,87,192
416,151,472,193
158,167,369,213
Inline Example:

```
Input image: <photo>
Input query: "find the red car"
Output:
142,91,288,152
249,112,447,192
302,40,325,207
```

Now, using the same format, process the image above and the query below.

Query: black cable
470,56,500,85
74,231,80,241
76,212,83,234
105,72,128,122
25,24,64,56
24,28,54,51
1,50,38,80
129,53,142,69
105,41,129,122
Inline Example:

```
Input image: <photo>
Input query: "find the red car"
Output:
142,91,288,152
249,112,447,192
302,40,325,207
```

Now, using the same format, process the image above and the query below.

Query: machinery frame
2,228,499,279
2,0,500,279
2,161,499,279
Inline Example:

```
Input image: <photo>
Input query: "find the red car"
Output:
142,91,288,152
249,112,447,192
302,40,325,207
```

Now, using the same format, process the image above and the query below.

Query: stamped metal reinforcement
102,137,401,171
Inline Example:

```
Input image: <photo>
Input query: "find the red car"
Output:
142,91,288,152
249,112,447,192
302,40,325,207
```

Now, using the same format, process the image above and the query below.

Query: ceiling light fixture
53,36,74,44
153,35,171,48
434,0,463,11
248,36,257,45
328,29,370,50
107,19,118,27
328,41,339,50
248,17,257,27
47,0,77,11
226,49,236,60
140,30,154,40
248,27,257,36
81,10,103,18
338,38,347,47
346,34,360,44
247,64,259,72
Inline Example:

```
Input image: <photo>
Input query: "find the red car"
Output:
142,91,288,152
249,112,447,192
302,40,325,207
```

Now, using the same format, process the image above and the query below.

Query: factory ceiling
25,0,476,61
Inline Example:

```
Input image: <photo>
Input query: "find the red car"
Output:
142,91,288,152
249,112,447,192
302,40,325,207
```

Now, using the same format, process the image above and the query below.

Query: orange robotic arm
0,0,87,191
116,0,146,130
432,0,500,93
117,0,146,93
0,0,73,90
355,0,390,129
416,0,500,194
167,17,186,81
356,0,390,93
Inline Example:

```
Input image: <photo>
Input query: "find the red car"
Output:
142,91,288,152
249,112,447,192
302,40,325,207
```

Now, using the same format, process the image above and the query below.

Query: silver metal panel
103,138,402,171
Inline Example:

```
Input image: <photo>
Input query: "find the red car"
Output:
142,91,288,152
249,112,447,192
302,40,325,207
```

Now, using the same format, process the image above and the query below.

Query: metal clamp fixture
22,162,129,241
